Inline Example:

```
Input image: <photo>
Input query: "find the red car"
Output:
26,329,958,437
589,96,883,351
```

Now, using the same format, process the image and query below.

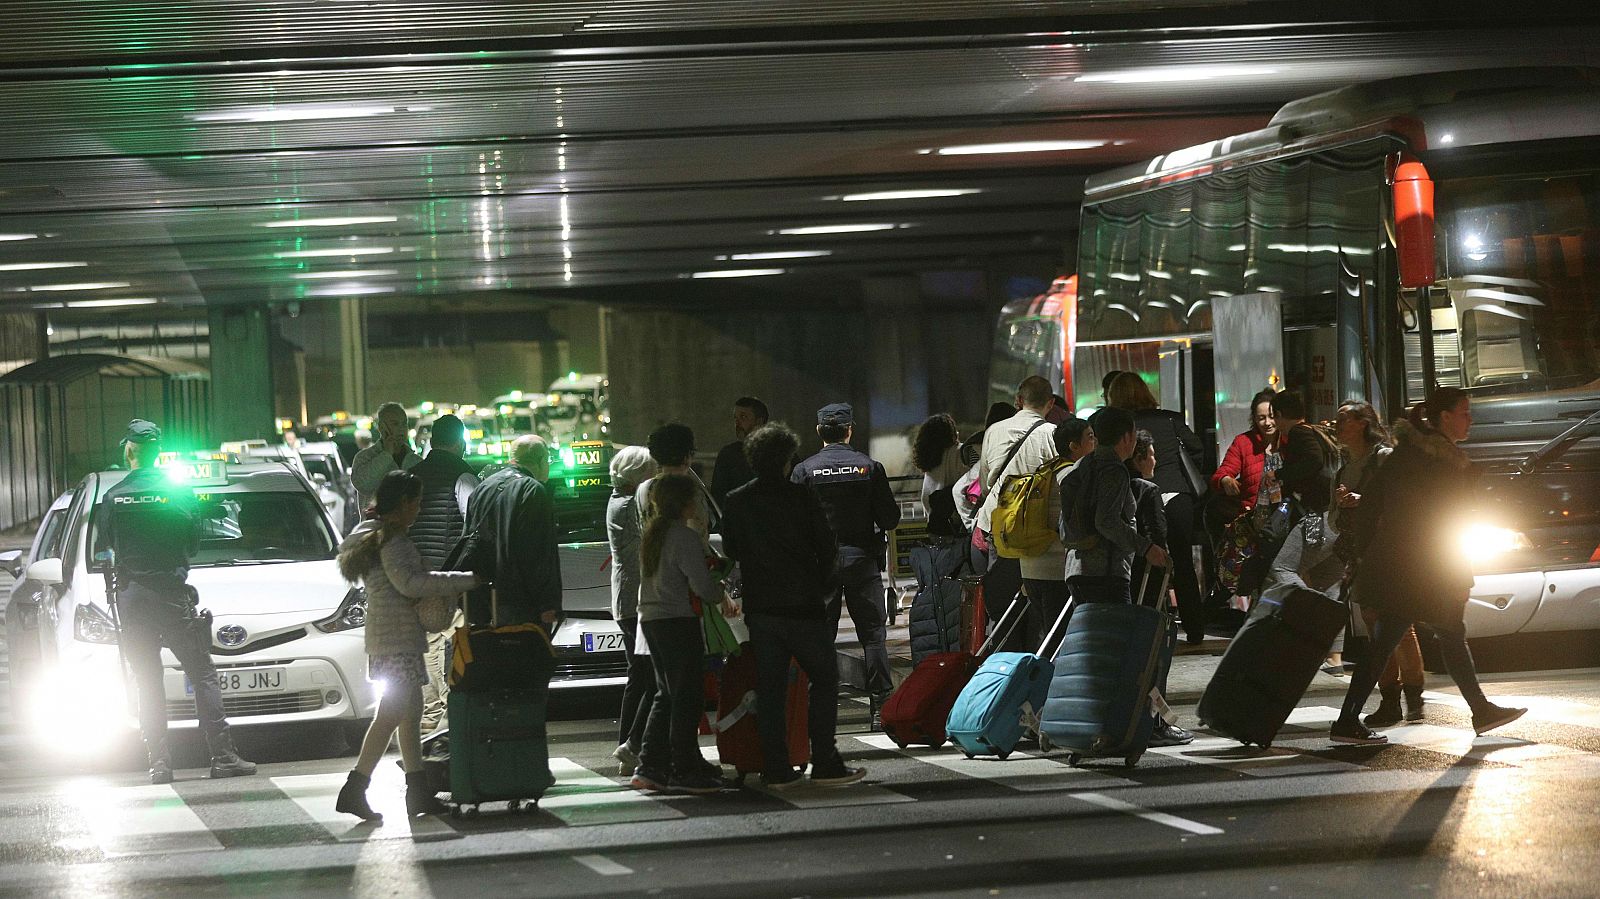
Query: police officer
791,404,901,720
102,420,256,785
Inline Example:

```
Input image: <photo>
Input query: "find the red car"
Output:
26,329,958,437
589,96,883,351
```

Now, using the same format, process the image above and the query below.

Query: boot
1403,685,1425,722
335,771,383,823
206,730,258,779
405,772,449,816
148,738,173,785
1364,685,1403,728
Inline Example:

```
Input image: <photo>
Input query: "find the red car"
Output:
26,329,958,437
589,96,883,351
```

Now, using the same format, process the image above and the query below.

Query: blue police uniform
791,404,901,700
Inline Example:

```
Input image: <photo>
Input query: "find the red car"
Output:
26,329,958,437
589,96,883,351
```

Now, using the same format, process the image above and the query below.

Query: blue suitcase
1040,568,1171,769
945,591,1074,760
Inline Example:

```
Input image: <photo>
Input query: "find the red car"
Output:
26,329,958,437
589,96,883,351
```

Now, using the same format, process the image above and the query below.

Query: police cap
817,403,854,427
121,419,162,445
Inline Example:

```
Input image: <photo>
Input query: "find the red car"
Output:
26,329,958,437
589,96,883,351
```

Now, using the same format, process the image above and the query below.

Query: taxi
4,455,377,753
545,439,630,690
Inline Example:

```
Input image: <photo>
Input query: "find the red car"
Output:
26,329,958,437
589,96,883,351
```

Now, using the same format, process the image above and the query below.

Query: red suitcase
713,645,810,782
881,593,1026,749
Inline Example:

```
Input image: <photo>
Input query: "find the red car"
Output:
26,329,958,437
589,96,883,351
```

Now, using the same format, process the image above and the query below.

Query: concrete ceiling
0,1,1597,312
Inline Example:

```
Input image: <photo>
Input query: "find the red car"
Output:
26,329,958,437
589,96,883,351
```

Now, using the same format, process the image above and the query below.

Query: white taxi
7,457,377,753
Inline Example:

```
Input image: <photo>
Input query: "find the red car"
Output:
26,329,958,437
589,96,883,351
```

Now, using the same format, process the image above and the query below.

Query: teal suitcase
448,687,555,815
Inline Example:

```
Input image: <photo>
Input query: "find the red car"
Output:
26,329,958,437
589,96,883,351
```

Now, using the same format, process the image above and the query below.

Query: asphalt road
2,670,1600,898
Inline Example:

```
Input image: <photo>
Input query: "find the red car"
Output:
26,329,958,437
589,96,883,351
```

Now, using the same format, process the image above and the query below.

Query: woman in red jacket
1211,390,1278,510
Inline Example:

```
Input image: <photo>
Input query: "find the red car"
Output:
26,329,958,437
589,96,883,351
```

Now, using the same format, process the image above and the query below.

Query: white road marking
705,747,915,808
1148,735,1366,777
853,734,1129,791
60,780,223,857
572,853,635,876
1073,791,1224,836
540,758,685,826
1424,691,1600,731
1276,705,1600,771
273,768,457,843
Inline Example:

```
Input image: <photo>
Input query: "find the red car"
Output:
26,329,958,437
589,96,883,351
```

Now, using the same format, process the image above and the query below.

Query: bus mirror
1393,159,1436,289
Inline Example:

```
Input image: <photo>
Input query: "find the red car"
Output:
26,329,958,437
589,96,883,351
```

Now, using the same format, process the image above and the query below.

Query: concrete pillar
207,304,276,441
338,298,368,414
862,276,929,473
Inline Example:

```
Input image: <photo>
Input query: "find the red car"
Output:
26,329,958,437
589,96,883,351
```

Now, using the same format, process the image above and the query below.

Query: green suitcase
447,687,555,815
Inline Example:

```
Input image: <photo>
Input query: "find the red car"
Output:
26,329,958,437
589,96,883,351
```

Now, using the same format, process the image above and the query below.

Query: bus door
1211,293,1285,459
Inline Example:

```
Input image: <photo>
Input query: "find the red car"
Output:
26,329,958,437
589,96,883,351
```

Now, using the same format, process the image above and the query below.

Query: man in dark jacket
463,435,562,626
1061,408,1170,605
723,424,866,788
1270,391,1336,516
710,396,767,508
792,403,901,714
406,413,479,731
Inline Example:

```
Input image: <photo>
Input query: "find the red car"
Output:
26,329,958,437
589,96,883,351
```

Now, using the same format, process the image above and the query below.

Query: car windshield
553,490,610,544
301,457,333,480
90,489,336,569
537,406,578,423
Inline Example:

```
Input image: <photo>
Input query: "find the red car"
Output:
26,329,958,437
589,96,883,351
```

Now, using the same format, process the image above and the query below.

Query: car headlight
314,587,368,633
1459,524,1532,562
73,603,120,644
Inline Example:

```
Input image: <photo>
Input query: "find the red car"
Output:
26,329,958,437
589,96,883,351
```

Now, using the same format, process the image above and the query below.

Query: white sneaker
613,743,640,777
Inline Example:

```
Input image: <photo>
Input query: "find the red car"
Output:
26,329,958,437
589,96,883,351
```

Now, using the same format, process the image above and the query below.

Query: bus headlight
1459,524,1532,562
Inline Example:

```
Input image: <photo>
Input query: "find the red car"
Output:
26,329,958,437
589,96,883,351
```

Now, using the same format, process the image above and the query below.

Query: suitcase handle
976,590,1029,658
1136,565,1171,611
1034,596,1075,659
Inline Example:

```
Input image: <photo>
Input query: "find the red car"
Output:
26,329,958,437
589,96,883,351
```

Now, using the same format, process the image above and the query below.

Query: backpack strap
977,419,1047,509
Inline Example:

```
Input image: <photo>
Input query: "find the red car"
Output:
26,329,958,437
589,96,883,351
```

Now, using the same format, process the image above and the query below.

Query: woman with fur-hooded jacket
1328,387,1526,746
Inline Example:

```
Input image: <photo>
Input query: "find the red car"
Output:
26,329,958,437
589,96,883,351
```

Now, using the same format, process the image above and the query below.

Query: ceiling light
924,140,1109,156
192,104,431,123
259,216,398,228
292,269,399,280
0,262,87,271
0,234,39,241
21,281,130,292
773,224,900,235
1075,65,1278,84
718,251,833,261
689,269,786,279
64,298,159,308
837,189,981,202
273,246,395,259
304,284,396,297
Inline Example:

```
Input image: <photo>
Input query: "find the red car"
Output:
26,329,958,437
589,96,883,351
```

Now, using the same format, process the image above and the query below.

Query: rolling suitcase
881,593,1026,750
1196,585,1347,747
1040,567,1171,768
907,541,969,663
945,592,1074,760
712,644,810,783
442,589,558,816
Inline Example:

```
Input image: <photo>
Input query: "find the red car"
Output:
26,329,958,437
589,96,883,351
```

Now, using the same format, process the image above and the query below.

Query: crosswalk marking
572,853,635,875
1148,734,1367,777
1424,691,1600,731
703,747,916,808
540,758,685,826
1073,791,1224,836
853,734,1130,791
273,768,458,843
1277,705,1600,771
61,779,223,857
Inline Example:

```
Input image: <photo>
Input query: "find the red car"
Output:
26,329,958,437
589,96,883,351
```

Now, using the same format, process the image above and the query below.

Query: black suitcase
1196,586,1347,747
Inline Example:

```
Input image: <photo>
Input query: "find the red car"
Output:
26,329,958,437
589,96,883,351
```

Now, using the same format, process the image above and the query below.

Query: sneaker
1330,719,1388,746
668,769,725,795
1471,703,1528,736
762,768,804,790
208,753,258,779
629,768,671,792
809,764,867,787
149,760,174,786
612,743,640,777
1147,723,1195,747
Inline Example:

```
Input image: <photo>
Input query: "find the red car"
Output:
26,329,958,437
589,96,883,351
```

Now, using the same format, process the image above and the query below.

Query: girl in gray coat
334,470,479,821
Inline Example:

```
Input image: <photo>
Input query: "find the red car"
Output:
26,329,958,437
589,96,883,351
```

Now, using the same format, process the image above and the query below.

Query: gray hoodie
1060,446,1150,582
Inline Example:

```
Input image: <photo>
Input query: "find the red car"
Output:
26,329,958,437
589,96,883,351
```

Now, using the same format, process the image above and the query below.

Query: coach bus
1053,67,1600,639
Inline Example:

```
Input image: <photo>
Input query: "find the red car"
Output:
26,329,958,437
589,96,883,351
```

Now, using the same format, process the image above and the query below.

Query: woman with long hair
631,473,736,795
1331,388,1526,745
607,445,658,776
334,470,479,821
1107,371,1209,643
913,413,965,533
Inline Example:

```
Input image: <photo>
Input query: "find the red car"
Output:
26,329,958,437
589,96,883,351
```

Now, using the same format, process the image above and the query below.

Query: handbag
416,593,457,633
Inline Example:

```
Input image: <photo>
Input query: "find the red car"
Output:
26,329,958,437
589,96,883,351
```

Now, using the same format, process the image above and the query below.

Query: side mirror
0,550,24,578
25,558,63,586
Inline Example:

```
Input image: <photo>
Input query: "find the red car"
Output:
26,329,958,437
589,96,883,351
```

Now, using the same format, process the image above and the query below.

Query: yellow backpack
991,456,1070,559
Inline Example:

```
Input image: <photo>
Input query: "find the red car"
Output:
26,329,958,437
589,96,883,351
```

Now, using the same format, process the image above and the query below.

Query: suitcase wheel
1066,753,1082,767
996,750,1012,761
892,739,908,750
1123,751,1142,769
1037,732,1053,753
507,799,537,814
931,739,945,750
962,751,974,760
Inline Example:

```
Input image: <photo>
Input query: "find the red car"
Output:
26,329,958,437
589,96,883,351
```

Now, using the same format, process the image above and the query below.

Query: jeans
119,581,229,761
1340,611,1487,724
1021,578,1072,654
1067,576,1132,606
616,617,654,750
1163,493,1206,638
831,549,893,698
746,612,844,776
639,617,711,776
1360,606,1424,689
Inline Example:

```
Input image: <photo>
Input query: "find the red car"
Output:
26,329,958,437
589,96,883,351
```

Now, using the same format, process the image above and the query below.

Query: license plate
187,667,287,696
581,632,626,653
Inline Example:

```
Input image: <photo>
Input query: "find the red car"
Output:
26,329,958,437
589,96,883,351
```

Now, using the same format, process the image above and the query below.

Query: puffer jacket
340,520,478,656
1350,420,1477,627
